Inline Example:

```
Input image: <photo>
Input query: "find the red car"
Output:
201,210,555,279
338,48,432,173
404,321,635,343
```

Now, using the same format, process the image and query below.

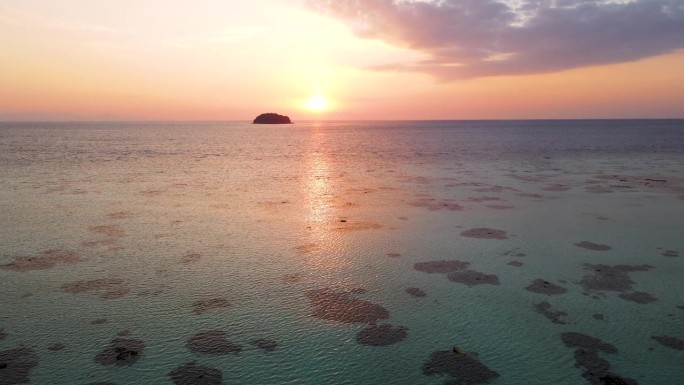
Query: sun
305,95,330,112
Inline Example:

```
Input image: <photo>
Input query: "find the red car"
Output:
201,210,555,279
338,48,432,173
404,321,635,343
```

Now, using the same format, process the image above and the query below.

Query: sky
1,0,683,121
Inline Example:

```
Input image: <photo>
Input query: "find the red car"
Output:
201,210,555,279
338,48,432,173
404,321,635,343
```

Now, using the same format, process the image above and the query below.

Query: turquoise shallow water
1,120,683,385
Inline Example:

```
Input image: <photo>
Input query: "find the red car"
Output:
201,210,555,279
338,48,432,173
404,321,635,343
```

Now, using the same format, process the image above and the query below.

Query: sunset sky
1,0,683,121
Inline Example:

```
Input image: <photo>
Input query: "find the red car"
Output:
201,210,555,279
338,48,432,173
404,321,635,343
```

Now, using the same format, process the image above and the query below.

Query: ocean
1,120,683,385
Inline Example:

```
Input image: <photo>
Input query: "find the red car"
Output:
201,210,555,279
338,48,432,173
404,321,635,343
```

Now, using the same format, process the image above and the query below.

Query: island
253,113,292,124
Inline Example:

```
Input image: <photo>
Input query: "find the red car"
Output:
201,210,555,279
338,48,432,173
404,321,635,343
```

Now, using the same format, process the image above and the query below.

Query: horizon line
2,117,684,124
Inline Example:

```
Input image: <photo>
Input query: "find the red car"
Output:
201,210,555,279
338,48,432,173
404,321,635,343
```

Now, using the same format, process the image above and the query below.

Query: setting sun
305,95,330,112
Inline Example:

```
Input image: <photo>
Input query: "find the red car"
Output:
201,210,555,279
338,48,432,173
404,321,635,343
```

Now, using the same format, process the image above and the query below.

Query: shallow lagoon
1,120,683,384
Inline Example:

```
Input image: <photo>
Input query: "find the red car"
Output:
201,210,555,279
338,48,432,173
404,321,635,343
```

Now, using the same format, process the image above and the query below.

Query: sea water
0,120,683,385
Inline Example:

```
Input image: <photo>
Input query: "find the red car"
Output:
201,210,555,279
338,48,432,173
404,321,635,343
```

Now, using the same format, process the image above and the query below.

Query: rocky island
253,113,292,124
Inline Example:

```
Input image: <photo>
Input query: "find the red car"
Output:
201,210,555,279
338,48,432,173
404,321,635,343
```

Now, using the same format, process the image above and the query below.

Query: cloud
306,0,684,79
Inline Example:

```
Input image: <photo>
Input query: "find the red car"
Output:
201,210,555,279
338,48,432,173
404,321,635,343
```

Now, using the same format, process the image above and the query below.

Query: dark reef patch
486,204,515,210
661,250,679,257
180,253,202,264
83,224,126,248
333,221,382,231
561,332,617,353
465,196,501,203
460,228,508,239
618,291,657,304
356,324,407,346
106,211,135,220
186,331,242,355
95,338,144,366
306,288,389,324
473,185,515,193
651,335,684,351
406,287,427,297
579,264,653,293
168,362,223,385
508,174,546,183
283,273,302,284
47,343,66,351
0,346,38,385
543,184,572,192
560,332,637,385
585,185,615,194
501,248,526,257
137,286,167,297
575,241,612,251
534,302,568,324
525,279,568,295
414,260,470,274
592,174,684,196
250,339,278,352
62,278,130,300
192,298,231,315
410,198,463,211
447,270,500,287
516,192,545,199
294,243,320,254
0,249,80,272
422,350,499,384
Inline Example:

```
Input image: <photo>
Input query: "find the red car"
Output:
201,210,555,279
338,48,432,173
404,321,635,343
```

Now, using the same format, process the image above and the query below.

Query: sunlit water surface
1,120,683,384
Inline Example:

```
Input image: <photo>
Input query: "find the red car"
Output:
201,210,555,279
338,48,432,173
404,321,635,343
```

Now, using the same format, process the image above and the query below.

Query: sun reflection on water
301,127,350,273
306,150,333,225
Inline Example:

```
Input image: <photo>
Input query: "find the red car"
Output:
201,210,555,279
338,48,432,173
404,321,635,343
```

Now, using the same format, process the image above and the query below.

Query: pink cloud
307,0,684,79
